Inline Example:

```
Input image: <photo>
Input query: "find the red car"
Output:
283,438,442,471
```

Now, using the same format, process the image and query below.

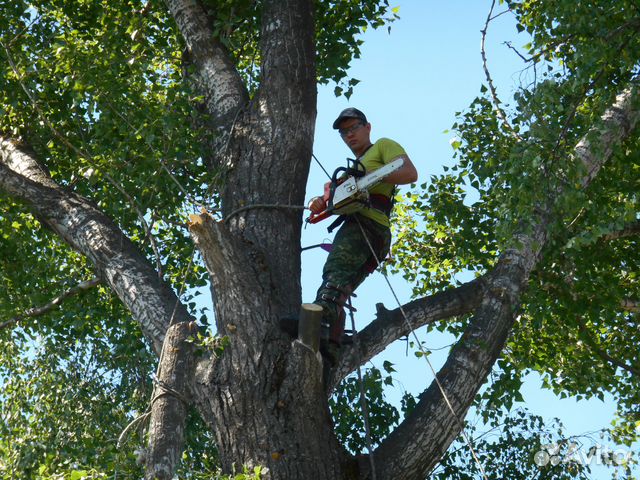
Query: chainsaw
306,156,405,224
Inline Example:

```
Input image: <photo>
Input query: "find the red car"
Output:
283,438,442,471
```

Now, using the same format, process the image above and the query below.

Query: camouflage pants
314,215,391,346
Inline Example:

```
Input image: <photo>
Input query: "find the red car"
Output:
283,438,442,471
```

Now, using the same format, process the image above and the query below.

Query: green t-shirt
357,137,407,227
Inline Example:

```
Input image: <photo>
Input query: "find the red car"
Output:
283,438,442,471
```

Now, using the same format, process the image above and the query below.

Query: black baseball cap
332,107,368,129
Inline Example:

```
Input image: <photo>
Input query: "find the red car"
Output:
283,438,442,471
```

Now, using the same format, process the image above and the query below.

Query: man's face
338,118,371,156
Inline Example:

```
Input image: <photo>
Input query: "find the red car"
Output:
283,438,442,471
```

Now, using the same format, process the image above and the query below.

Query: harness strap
326,194,393,233
327,215,346,233
369,193,393,216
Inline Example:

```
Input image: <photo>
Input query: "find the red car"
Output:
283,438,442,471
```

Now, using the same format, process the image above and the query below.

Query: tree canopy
1,0,639,479
395,0,640,446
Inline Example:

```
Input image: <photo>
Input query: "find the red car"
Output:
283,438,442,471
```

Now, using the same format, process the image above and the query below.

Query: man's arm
383,155,418,185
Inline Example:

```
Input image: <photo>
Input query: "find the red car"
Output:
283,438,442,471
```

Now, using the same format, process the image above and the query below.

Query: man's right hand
308,196,327,214
308,182,332,214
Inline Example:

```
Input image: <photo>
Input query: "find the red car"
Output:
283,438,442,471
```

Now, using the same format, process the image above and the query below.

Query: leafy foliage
196,0,399,97
330,363,401,454
0,0,399,477
392,0,640,468
2,0,639,477
316,1,399,98
432,408,639,480
0,315,150,478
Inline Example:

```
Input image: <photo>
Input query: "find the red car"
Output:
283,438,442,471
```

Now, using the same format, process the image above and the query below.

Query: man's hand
308,182,332,214
308,196,327,214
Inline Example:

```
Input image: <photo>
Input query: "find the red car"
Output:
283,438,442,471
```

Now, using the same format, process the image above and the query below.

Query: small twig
101,97,209,212
504,41,532,63
565,207,586,231
488,9,510,22
575,315,640,378
0,277,101,330
480,1,522,141
7,13,43,47
560,270,640,379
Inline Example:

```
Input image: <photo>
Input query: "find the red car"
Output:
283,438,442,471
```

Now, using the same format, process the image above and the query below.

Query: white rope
347,297,378,480
354,216,489,480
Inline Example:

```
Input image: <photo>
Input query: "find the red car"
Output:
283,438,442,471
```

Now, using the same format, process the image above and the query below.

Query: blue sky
301,1,634,477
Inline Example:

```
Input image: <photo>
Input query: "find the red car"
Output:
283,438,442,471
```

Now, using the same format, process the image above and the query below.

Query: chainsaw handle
306,159,361,226
306,209,332,224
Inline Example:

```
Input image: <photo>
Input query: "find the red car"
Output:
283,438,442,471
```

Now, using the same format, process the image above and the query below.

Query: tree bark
3,0,639,476
189,211,354,478
3,86,638,479
333,277,487,388
163,0,249,132
145,321,198,480
0,139,192,354
371,84,640,480
179,2,352,476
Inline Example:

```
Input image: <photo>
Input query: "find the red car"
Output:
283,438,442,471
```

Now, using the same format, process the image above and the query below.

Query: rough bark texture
163,0,249,131
0,139,192,354
146,321,198,479
333,277,488,388
2,0,639,476
189,213,353,478
181,3,345,477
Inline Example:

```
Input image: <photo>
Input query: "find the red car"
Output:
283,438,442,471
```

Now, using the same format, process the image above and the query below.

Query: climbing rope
307,151,488,477
224,203,308,222
347,297,378,480
353,215,489,480
313,153,333,180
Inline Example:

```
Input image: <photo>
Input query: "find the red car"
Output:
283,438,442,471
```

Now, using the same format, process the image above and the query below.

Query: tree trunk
146,321,197,479
3,0,639,477
189,214,355,478
179,1,352,475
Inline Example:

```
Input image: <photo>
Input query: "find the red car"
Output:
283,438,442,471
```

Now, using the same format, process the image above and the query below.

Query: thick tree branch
373,249,533,480
372,84,640,480
600,219,640,242
333,277,487,387
188,211,275,356
575,85,640,188
0,277,100,330
145,321,197,480
0,139,193,354
163,0,248,130
621,299,640,312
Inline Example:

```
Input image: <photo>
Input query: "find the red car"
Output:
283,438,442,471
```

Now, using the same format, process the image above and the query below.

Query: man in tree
308,107,418,367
